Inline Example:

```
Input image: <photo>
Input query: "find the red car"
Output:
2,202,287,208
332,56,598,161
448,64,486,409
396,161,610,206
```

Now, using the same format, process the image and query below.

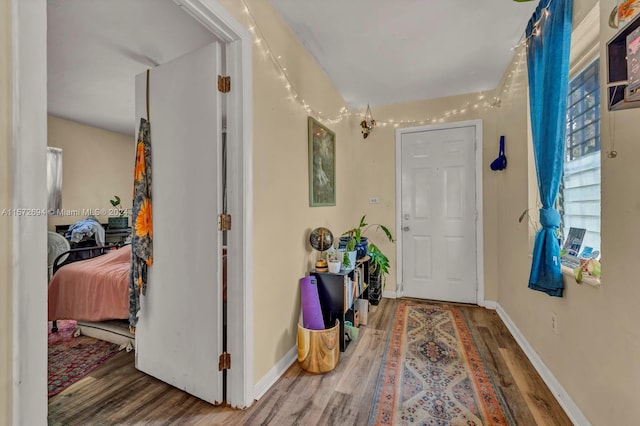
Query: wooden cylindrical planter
297,320,340,374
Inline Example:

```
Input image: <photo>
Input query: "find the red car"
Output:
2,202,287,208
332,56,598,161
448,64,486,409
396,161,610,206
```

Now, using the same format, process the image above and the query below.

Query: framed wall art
308,117,336,207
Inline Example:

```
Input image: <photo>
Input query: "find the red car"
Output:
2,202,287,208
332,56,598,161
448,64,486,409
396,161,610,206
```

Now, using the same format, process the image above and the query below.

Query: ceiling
47,0,220,136
48,0,539,136
269,0,538,108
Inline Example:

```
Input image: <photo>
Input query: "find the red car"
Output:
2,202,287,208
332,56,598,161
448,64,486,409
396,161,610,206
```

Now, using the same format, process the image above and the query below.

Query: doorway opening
12,1,254,423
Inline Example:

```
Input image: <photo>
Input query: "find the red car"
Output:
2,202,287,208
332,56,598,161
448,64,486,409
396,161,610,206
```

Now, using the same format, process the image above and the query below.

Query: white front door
401,125,477,303
134,42,223,404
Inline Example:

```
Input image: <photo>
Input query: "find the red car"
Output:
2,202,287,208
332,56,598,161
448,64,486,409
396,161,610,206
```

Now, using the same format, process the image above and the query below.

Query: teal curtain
526,0,573,297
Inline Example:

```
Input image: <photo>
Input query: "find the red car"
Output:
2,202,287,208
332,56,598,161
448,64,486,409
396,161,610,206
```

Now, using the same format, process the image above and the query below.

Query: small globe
309,227,334,252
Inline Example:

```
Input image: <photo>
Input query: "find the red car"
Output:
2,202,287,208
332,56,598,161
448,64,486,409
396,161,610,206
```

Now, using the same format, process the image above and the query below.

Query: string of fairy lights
238,0,552,129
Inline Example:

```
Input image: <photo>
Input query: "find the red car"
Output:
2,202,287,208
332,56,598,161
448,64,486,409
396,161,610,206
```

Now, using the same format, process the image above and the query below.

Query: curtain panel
526,0,573,297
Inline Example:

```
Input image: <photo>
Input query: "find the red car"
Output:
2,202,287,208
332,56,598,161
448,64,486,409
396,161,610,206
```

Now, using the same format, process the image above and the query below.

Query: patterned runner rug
48,320,120,398
370,301,514,425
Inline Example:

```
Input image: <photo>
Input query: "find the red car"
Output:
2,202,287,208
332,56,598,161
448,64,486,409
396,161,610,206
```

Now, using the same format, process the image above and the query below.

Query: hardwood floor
48,299,572,425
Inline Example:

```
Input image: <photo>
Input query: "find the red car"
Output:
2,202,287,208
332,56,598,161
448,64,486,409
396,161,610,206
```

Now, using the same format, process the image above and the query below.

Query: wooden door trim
173,0,254,408
395,120,484,305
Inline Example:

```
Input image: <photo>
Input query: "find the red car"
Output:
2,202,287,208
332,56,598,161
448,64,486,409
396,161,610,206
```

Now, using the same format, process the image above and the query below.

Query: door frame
10,0,254,423
175,0,254,408
395,120,484,304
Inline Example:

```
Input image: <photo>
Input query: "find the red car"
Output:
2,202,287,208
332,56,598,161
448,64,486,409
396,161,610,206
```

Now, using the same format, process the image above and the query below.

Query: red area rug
48,320,120,398
370,301,514,425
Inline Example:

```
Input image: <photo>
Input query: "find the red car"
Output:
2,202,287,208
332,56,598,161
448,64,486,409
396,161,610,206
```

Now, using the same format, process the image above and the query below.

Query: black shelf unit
606,13,640,111
311,256,369,352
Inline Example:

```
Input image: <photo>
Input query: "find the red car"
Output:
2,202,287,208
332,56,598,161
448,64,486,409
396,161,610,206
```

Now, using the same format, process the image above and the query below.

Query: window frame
565,58,601,162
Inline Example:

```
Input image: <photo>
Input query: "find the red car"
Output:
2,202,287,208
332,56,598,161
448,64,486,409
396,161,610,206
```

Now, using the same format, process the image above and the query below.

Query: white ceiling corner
47,0,221,136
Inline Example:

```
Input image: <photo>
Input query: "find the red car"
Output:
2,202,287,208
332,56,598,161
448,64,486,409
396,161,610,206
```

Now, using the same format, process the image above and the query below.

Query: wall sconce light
360,104,376,139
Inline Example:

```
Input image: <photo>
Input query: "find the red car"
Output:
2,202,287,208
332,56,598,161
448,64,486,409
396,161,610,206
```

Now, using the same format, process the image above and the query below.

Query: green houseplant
342,236,357,269
573,257,601,283
108,195,128,229
342,215,394,304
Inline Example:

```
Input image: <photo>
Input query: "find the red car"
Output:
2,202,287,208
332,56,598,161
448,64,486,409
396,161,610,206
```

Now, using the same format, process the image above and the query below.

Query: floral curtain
129,117,153,329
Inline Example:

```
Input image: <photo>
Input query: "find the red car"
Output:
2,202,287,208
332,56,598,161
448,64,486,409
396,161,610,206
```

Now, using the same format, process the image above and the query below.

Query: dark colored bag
490,135,507,171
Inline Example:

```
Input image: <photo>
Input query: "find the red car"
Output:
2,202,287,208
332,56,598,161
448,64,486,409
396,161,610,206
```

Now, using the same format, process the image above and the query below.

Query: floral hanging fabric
129,116,153,330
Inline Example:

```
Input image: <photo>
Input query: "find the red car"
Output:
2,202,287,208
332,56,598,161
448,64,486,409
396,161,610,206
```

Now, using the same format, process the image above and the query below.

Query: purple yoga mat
300,276,325,330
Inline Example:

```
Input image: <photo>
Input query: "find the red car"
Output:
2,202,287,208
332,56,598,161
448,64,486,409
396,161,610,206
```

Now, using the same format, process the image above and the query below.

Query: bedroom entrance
395,120,484,304
11,1,254,423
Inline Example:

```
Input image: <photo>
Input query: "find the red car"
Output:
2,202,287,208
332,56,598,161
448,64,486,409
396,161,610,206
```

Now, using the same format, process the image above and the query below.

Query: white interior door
401,126,477,303
134,42,223,404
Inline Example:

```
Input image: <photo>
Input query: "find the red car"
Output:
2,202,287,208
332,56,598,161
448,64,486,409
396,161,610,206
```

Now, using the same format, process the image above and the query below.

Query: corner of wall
253,345,297,401
0,0,12,424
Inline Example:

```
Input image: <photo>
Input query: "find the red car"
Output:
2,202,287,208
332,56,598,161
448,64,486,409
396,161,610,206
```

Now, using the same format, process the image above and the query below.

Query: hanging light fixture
360,104,376,139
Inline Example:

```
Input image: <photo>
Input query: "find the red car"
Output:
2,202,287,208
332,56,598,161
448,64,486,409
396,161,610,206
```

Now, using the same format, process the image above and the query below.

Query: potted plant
326,249,343,274
368,240,393,305
341,237,357,270
574,258,601,283
107,195,128,229
342,215,394,305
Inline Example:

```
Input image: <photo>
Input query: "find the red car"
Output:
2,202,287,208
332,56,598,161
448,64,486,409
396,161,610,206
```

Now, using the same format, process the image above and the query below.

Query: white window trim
560,4,602,286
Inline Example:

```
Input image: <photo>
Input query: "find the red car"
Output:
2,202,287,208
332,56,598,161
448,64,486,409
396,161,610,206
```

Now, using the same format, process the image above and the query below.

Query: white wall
47,116,135,230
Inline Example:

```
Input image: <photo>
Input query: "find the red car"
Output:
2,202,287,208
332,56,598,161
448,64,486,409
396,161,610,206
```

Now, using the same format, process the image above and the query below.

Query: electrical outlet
551,312,558,335
369,197,379,204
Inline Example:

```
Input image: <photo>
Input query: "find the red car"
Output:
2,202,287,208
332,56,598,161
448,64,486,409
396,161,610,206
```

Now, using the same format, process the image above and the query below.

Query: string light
238,0,352,125
511,0,552,51
239,0,543,129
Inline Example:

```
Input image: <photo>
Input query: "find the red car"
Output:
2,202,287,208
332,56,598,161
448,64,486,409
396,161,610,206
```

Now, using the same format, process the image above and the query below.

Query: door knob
403,226,410,232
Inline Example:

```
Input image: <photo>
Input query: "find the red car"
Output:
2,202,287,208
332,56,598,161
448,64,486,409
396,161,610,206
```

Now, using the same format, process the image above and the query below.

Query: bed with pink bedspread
48,244,131,323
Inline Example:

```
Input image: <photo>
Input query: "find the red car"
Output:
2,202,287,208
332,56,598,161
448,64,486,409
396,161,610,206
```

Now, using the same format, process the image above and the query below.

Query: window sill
561,264,601,288
526,254,601,288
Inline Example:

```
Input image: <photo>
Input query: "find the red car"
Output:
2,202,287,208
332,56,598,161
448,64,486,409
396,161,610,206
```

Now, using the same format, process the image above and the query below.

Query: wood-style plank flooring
48,299,572,425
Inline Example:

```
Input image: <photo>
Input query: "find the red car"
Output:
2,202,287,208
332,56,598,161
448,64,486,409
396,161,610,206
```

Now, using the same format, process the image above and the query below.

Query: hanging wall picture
308,117,336,207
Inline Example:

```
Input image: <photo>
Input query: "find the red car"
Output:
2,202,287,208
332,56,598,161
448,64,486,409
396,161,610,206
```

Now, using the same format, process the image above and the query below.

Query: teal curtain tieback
539,207,561,229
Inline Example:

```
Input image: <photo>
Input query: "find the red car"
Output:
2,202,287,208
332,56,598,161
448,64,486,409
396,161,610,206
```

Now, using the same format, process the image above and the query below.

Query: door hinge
218,214,232,231
218,75,231,93
218,352,231,371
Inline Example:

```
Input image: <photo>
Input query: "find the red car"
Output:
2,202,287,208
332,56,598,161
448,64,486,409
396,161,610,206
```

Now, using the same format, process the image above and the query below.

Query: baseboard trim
479,300,497,310
253,345,297,401
495,303,591,426
382,290,397,299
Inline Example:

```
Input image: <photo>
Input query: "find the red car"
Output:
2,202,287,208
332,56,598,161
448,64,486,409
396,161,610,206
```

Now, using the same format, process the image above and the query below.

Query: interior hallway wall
495,0,640,422
219,0,360,383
